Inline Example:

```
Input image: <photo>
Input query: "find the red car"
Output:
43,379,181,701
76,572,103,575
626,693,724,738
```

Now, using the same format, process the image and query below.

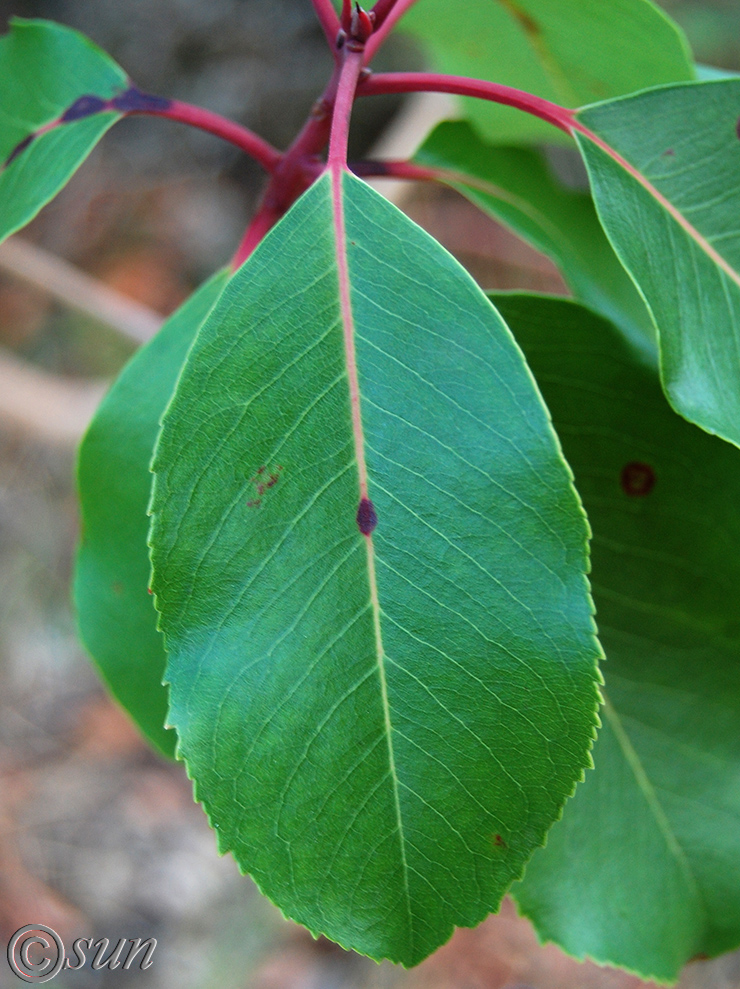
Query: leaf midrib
602,691,706,925
329,167,414,947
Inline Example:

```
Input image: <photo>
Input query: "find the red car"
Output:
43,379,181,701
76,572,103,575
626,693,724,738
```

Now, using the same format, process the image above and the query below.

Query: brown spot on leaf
620,461,655,497
498,0,540,36
112,582,123,596
493,834,506,848
662,148,675,157
61,94,108,122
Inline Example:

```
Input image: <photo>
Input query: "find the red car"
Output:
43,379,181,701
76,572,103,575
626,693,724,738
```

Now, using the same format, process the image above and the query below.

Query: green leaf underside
575,79,740,448
398,0,693,144
414,121,656,358
75,271,230,758
150,172,601,964
0,19,126,242
492,295,740,982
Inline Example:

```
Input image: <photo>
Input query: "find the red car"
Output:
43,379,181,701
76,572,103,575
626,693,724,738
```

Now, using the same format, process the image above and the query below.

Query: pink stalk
328,49,366,170
364,0,420,63
132,99,282,172
358,72,577,134
350,159,440,182
310,0,341,51
327,46,370,501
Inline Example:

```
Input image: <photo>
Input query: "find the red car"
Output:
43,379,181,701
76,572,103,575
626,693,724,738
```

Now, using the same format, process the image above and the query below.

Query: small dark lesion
620,461,656,497
61,94,109,122
4,133,34,167
356,497,378,535
110,86,173,114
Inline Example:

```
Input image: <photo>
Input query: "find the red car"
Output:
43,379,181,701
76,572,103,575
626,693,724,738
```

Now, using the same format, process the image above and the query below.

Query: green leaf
0,18,127,243
398,0,693,144
574,79,740,447
414,120,655,357
75,270,230,759
149,172,601,964
491,293,740,983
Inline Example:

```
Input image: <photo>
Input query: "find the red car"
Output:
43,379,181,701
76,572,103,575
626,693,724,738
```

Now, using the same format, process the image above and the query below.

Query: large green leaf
574,78,740,447
0,18,127,242
414,120,655,357
397,0,693,143
75,271,229,758
149,172,601,964
491,293,740,983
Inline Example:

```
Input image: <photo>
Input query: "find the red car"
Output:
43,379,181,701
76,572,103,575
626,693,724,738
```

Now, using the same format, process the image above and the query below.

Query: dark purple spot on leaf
4,133,34,167
662,148,675,157
357,497,378,535
111,87,173,114
736,117,740,140
620,461,655,497
61,94,108,122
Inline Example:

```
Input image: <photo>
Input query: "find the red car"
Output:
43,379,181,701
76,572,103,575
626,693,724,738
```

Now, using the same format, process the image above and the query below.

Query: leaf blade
574,78,740,446
492,293,740,981
0,18,127,242
75,270,229,758
150,174,601,963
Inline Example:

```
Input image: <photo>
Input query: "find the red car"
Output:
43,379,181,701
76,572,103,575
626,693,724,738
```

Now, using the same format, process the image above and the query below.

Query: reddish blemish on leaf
111,86,173,114
736,117,740,140
61,94,108,122
247,499,262,508
493,834,506,848
4,133,34,167
620,461,656,497
356,497,378,535
662,148,675,157
147,587,153,595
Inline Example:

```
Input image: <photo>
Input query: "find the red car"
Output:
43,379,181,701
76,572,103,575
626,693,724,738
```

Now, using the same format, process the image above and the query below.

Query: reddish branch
228,3,586,266
310,0,341,51
133,99,282,172
357,72,577,134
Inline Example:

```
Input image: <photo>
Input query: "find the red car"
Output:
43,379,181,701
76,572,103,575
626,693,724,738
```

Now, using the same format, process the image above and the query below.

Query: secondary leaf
0,18,127,242
414,120,655,357
397,0,693,143
574,78,740,447
491,293,740,983
75,270,229,758
150,172,601,964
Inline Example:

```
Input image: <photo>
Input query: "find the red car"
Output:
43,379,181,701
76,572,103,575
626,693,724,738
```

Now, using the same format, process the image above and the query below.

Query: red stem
364,0,420,63
328,49,366,169
358,72,577,134
310,0,341,52
131,99,282,172
350,159,439,182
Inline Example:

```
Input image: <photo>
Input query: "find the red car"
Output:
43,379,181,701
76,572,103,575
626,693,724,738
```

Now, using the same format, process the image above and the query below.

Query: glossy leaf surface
75,271,229,757
415,121,655,356
150,173,601,964
398,0,693,143
491,294,740,982
575,79,740,447
0,18,126,242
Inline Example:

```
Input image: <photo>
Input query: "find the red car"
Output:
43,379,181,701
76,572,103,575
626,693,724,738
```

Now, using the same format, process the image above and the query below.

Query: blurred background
0,1,738,987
